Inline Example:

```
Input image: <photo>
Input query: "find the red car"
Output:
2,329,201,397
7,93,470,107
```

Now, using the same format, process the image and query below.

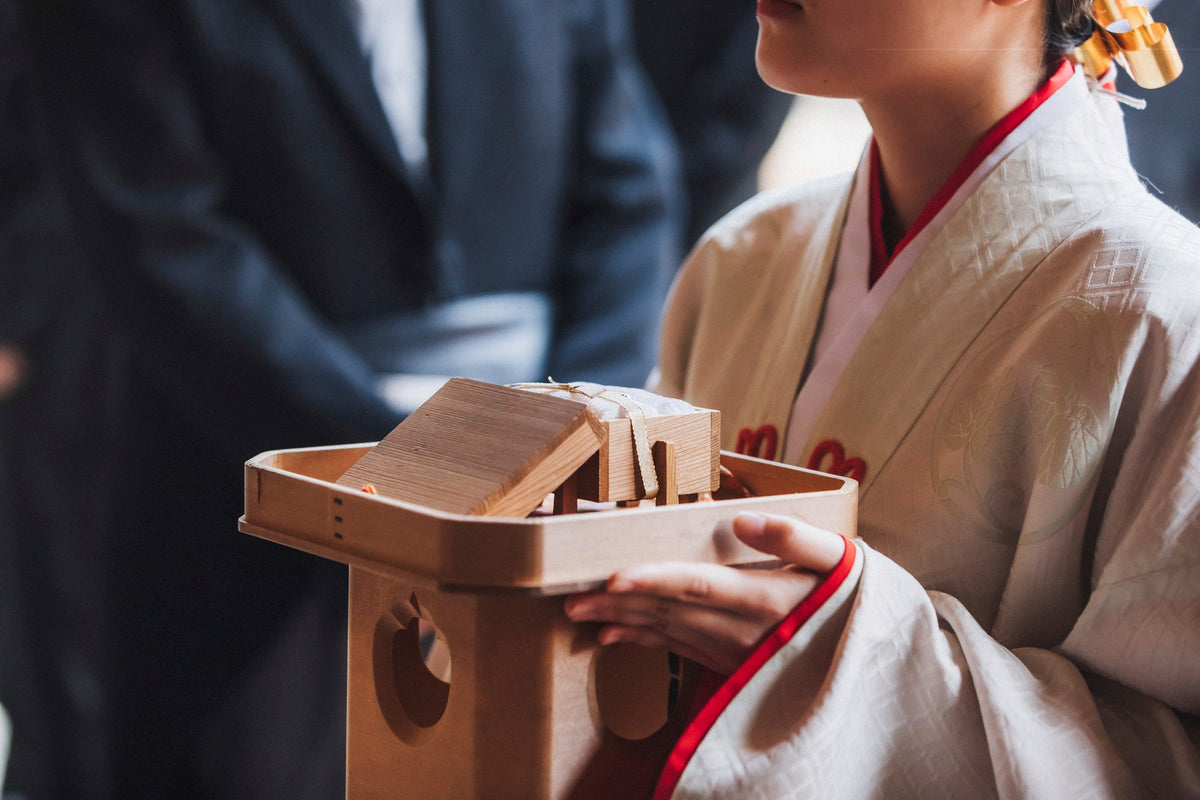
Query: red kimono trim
652,536,859,799
867,58,1076,285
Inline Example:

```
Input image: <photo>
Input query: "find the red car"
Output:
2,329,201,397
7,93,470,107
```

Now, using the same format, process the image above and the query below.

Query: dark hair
1045,0,1095,67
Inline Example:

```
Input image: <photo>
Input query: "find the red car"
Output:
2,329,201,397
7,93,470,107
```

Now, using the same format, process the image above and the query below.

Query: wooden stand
239,381,857,798
347,569,698,799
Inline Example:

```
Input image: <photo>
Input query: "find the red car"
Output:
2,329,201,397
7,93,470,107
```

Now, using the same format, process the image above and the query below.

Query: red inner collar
867,59,1075,287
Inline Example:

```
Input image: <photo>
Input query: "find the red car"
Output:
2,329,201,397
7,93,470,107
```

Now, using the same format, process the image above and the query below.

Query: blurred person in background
1,2,122,797
632,0,794,247
14,0,682,797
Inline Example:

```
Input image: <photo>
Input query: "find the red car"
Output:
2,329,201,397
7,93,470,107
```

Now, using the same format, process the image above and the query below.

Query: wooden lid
336,378,602,517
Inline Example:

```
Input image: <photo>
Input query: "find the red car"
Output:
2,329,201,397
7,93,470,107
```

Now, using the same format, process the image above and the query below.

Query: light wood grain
242,448,856,592
336,378,602,518
338,379,720,516
573,411,720,502
345,568,697,799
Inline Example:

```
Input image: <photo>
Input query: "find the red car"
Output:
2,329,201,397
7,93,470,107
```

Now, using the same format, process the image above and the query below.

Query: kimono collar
782,62,1090,475
867,60,1077,287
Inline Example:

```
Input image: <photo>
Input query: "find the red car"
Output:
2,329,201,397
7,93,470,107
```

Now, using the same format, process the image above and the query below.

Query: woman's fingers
732,512,846,573
565,565,824,674
564,513,848,675
565,589,783,675
604,560,819,620
567,579,808,636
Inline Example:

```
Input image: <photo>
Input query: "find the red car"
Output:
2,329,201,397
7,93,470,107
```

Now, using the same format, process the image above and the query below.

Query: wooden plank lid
336,378,602,517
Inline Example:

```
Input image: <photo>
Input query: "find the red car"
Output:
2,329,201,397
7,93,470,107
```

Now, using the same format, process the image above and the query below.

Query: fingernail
609,566,653,592
608,577,634,592
598,629,625,646
735,511,768,534
564,598,589,620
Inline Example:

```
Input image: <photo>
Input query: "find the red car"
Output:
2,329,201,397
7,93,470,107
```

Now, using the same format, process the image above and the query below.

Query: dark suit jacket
16,1,682,798
28,0,682,464
2,6,129,799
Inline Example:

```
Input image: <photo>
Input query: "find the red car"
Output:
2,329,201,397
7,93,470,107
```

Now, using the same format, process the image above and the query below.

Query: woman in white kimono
566,0,1200,797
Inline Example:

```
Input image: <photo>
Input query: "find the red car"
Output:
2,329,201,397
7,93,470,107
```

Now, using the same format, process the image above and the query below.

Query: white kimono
652,66,1200,799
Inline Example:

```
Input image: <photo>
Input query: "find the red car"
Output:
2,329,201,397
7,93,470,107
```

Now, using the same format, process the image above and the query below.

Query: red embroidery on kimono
735,425,779,461
807,439,867,482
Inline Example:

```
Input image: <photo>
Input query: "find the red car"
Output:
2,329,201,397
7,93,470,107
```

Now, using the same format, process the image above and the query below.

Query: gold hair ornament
1075,0,1183,88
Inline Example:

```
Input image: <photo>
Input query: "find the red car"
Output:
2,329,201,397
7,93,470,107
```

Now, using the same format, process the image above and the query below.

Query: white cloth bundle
512,381,697,420
511,381,701,500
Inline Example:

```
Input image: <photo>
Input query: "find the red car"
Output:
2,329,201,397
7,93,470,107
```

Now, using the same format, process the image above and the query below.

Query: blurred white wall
759,95,871,190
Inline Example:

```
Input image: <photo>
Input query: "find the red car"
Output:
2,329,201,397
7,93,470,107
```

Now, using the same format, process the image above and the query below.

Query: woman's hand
564,512,847,675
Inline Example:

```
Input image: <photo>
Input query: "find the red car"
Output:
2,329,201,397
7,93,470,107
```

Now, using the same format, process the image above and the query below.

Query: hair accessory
1075,0,1183,88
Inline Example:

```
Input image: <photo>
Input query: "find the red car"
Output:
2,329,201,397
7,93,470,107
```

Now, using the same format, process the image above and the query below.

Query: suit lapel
258,0,427,190
421,2,537,200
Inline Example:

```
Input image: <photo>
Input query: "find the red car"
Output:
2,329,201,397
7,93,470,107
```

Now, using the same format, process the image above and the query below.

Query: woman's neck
860,54,1046,250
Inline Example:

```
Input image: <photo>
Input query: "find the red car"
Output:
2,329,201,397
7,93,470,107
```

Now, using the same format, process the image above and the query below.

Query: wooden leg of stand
653,441,677,506
554,472,578,515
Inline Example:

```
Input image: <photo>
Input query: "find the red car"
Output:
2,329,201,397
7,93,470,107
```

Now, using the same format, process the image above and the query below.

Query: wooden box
240,447,855,798
334,379,721,515
239,381,857,799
